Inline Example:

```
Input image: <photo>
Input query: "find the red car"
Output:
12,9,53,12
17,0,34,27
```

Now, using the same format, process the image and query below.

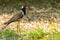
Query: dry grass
0,8,60,33
0,8,60,40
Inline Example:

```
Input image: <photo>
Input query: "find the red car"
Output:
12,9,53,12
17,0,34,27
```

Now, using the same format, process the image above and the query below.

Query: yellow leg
17,21,21,35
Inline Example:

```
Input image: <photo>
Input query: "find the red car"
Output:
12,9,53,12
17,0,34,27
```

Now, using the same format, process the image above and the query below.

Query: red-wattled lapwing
2,4,27,34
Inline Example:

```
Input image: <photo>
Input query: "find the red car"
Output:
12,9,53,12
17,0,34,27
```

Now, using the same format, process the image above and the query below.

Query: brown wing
4,12,23,25
12,12,23,21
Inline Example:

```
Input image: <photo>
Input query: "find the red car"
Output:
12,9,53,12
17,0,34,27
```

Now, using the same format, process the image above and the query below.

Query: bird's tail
0,20,13,30
2,21,12,30
4,22,10,26
4,19,13,26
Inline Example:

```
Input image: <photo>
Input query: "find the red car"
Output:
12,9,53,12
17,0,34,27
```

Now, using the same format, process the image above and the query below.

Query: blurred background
0,0,60,40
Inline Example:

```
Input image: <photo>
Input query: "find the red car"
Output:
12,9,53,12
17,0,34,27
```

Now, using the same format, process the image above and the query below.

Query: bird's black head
21,4,27,15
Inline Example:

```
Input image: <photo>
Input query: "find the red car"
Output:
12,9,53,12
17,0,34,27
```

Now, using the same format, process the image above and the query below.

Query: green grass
0,29,19,40
0,23,60,40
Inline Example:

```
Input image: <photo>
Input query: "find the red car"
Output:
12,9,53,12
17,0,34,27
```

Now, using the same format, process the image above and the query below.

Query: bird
2,4,27,32
4,5,27,26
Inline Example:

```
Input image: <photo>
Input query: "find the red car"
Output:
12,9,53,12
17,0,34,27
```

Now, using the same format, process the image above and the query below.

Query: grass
0,12,60,40
0,29,19,40
0,22,60,40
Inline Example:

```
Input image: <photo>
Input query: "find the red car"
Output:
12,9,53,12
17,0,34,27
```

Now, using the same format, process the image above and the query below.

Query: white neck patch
20,10,24,15
21,6,24,9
